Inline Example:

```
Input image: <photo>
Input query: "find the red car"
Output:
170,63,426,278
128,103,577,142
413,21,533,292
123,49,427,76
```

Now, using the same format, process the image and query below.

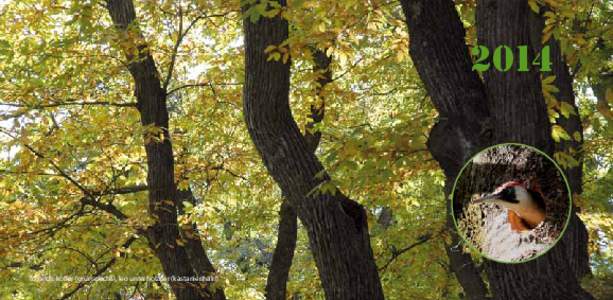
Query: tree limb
265,47,332,300
80,196,128,221
0,101,137,108
162,11,233,91
400,0,492,178
378,233,431,272
243,1,383,298
105,1,224,298
399,2,491,299
0,128,133,222
58,236,138,300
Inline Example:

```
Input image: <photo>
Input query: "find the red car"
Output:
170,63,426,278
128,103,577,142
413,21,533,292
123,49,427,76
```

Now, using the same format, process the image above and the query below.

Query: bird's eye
500,187,518,202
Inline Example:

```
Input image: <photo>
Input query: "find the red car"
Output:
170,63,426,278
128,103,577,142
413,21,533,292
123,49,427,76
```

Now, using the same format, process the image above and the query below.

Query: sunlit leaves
554,150,579,168
552,124,571,142
528,0,540,13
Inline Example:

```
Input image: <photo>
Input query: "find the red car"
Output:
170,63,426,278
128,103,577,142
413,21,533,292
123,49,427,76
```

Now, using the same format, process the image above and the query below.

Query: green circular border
450,142,573,264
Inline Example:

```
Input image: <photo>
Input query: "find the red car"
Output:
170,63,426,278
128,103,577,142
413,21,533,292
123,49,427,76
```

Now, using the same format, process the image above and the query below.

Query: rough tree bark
445,179,491,300
475,1,552,150
266,199,298,300
528,8,591,280
242,1,384,299
476,2,592,299
400,0,593,299
265,50,332,300
105,1,225,299
399,1,492,299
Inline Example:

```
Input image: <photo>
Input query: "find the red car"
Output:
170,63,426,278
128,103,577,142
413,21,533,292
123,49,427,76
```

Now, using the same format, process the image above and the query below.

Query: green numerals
471,45,490,72
471,45,552,72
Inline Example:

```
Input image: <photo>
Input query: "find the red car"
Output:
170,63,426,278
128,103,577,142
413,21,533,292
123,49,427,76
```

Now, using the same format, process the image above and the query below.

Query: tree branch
399,2,493,299
167,81,242,96
58,236,138,300
163,11,234,91
0,128,90,195
266,47,332,300
91,184,149,196
378,233,432,272
476,0,552,150
79,196,128,220
0,101,137,108
0,128,132,222
303,48,332,153
400,0,492,179
162,4,184,91
105,1,224,298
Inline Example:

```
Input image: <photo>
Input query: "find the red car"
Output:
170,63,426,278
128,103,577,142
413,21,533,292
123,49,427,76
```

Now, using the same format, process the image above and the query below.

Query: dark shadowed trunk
399,1,492,299
476,2,591,299
265,199,298,300
303,48,332,153
105,1,225,299
265,49,331,300
475,0,552,150
445,179,491,300
400,0,593,299
242,1,384,299
528,8,591,280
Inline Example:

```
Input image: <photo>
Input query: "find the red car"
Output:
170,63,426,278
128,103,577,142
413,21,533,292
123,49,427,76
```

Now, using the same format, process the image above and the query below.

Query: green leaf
267,52,281,61
182,201,194,213
551,125,571,142
548,108,560,122
264,45,276,53
554,151,579,169
542,75,556,85
559,102,576,119
528,0,540,13
0,39,10,49
543,83,560,94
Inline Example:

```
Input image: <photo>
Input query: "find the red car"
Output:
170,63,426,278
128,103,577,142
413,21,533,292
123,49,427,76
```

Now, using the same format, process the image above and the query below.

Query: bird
473,180,546,232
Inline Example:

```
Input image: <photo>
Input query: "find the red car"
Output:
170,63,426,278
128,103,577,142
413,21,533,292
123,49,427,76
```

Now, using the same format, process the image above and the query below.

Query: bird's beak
472,193,500,204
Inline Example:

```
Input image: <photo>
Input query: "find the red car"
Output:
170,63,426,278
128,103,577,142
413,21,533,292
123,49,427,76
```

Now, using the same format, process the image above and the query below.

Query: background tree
400,0,607,299
242,0,384,298
265,47,331,300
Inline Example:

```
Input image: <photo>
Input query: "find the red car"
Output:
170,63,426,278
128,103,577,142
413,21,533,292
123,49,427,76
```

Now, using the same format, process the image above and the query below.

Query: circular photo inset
451,143,572,263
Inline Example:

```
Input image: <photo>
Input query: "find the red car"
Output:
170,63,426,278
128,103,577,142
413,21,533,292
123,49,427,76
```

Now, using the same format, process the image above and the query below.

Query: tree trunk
476,2,591,299
266,200,298,300
400,0,593,299
528,9,591,280
445,179,491,300
265,49,331,300
242,2,384,299
105,1,225,299
400,1,492,299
